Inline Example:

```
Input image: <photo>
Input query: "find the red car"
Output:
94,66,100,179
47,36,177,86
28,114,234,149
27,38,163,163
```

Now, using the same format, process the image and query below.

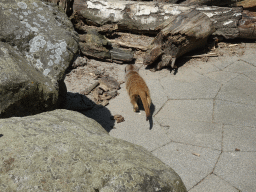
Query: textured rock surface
0,109,187,192
0,0,79,117
0,42,58,117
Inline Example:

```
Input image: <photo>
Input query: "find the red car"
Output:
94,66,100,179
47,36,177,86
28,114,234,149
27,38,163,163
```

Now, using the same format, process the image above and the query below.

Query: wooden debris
184,53,218,58
228,44,238,47
100,99,109,107
99,92,112,100
79,29,135,62
107,90,118,98
99,76,120,90
99,84,109,92
92,87,100,102
79,29,111,60
108,39,148,51
192,152,201,157
92,69,105,79
82,75,120,105
110,47,134,63
111,115,125,123
81,81,99,95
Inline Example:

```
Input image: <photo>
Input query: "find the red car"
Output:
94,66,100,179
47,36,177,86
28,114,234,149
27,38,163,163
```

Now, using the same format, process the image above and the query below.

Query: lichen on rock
0,109,187,192
0,0,79,117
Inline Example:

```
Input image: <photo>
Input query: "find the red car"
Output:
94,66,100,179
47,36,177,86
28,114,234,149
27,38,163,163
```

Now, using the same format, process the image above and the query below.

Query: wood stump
144,9,215,70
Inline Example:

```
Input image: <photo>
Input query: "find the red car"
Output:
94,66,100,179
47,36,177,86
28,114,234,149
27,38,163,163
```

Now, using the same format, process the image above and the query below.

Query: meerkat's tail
139,91,151,121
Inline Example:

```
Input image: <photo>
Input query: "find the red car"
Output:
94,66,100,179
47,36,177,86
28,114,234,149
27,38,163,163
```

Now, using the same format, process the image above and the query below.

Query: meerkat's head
125,64,138,74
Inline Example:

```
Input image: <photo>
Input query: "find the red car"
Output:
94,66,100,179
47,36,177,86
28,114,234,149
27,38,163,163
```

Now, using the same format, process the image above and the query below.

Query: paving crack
221,59,239,71
159,78,170,100
212,81,223,123
188,173,212,191
215,98,256,107
223,150,256,153
153,99,168,118
241,73,256,83
214,174,242,192
168,98,213,101
150,140,221,153
150,140,173,153
240,59,256,68
212,99,216,123
211,124,224,174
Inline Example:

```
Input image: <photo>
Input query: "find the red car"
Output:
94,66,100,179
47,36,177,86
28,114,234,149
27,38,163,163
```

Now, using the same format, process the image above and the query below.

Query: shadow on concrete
136,98,156,130
62,92,115,132
148,103,155,130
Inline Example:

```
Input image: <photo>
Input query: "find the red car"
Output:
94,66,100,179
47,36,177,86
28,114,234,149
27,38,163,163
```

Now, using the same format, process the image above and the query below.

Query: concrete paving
104,43,256,191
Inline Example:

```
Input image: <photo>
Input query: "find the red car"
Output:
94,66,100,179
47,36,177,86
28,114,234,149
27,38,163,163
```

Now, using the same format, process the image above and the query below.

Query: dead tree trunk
73,0,249,39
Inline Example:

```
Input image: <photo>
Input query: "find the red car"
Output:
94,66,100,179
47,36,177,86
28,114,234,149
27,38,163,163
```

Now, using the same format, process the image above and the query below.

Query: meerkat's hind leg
131,95,139,112
147,96,151,106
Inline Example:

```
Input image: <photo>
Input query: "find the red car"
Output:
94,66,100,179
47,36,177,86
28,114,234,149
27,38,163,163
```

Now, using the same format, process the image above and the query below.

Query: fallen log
72,0,247,39
72,0,256,70
73,0,193,35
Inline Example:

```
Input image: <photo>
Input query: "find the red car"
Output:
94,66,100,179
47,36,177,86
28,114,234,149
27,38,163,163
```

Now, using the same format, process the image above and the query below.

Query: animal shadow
62,92,115,132
137,98,155,130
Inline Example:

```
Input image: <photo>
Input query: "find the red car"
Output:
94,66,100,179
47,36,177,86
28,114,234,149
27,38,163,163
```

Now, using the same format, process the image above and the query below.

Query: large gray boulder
0,109,187,192
0,0,79,117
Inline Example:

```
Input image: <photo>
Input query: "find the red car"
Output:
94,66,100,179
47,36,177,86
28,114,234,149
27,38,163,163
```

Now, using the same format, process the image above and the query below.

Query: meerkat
125,64,151,121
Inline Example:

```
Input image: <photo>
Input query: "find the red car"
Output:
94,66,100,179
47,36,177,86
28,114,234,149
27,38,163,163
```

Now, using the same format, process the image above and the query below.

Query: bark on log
110,47,134,62
79,29,134,62
238,10,256,39
143,9,215,70
79,30,111,60
236,0,256,11
181,0,240,6
73,0,192,35
197,6,243,39
72,0,249,39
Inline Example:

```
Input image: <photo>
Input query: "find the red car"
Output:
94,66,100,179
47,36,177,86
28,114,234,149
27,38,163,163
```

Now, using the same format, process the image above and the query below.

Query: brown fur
125,65,151,121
